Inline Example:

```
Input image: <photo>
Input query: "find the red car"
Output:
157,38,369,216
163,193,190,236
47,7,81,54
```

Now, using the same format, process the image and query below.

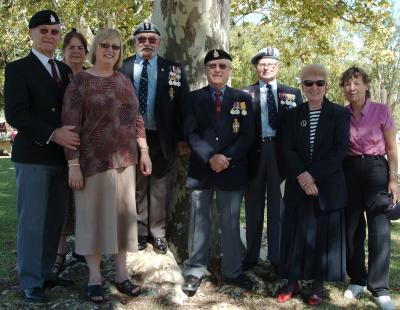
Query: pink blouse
347,100,395,156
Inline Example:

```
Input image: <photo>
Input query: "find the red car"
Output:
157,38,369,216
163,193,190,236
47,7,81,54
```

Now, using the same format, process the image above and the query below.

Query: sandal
115,279,141,297
52,253,65,275
87,284,104,303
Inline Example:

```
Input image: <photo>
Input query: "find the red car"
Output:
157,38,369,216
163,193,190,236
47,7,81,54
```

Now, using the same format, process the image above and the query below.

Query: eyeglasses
99,43,121,51
39,28,60,36
136,36,158,44
302,80,326,87
257,63,278,69
207,63,229,70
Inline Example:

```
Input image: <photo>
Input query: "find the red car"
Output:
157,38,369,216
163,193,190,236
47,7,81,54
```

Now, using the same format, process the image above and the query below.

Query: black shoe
224,273,254,291
22,287,48,303
152,237,168,254
182,275,202,297
138,236,148,251
43,275,75,289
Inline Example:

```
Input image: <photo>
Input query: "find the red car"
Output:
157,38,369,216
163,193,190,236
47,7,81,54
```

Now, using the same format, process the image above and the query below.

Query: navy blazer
283,98,350,211
243,81,303,179
120,55,189,161
4,52,71,165
185,85,255,191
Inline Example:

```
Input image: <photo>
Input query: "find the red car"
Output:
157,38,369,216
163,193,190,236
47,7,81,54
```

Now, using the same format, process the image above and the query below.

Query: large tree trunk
151,0,230,264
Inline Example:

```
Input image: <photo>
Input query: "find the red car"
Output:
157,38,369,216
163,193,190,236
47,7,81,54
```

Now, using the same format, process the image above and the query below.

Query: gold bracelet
68,163,80,167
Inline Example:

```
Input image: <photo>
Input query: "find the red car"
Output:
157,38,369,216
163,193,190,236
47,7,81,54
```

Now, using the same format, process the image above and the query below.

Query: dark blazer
185,85,255,191
243,82,303,179
283,98,350,211
120,55,189,161
4,52,71,165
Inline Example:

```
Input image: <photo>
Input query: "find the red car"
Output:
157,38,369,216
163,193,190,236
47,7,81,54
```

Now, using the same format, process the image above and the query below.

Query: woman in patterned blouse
62,28,151,303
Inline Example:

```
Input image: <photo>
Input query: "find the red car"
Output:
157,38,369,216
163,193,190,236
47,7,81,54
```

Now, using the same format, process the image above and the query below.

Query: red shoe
307,293,322,306
276,283,300,303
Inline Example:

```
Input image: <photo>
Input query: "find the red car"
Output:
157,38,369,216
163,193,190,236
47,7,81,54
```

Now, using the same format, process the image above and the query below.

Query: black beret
204,49,232,64
29,10,60,29
133,22,160,36
251,47,280,65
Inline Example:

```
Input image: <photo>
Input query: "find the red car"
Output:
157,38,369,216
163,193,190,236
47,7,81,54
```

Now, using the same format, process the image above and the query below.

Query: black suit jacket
283,98,350,211
4,52,71,164
185,85,255,191
120,55,189,161
243,81,303,179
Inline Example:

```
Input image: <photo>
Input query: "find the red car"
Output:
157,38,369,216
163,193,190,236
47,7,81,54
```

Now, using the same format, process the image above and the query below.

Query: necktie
215,90,222,122
266,84,278,130
48,59,60,84
139,60,149,115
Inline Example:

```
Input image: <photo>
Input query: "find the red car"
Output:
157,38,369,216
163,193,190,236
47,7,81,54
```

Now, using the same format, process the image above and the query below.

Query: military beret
251,47,280,65
204,49,232,64
133,22,161,36
29,10,60,29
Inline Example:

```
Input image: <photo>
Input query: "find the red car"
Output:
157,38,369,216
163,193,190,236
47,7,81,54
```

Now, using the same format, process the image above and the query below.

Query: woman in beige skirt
62,28,151,303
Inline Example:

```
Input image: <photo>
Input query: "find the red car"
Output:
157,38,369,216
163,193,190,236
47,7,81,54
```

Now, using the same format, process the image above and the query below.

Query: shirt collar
135,54,157,66
210,85,226,96
347,99,371,117
259,79,277,89
32,48,55,67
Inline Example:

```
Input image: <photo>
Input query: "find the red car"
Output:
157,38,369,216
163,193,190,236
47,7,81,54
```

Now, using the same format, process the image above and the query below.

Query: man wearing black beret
242,47,302,278
4,9,78,303
120,22,189,255
181,49,255,296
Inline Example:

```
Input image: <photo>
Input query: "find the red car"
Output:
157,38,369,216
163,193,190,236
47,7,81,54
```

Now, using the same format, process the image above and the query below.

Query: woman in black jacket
277,64,350,306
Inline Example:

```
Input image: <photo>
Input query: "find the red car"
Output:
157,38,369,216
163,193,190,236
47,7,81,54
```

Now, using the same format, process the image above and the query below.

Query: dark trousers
343,155,391,297
244,140,284,266
136,131,174,238
14,163,68,289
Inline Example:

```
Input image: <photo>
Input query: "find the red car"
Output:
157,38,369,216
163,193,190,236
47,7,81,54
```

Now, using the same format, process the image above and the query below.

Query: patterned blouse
62,70,145,177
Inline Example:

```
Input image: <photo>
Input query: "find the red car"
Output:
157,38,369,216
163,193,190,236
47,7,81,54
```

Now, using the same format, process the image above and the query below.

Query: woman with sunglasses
53,28,89,275
340,66,397,310
62,28,151,303
277,64,349,306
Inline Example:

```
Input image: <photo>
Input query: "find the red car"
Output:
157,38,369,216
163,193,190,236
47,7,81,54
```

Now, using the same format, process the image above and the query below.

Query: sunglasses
137,36,158,44
99,42,121,51
207,63,229,70
302,80,326,87
39,28,60,36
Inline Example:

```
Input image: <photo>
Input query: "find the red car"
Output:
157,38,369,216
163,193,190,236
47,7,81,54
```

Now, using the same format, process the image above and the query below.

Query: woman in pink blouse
340,66,398,310
62,28,151,303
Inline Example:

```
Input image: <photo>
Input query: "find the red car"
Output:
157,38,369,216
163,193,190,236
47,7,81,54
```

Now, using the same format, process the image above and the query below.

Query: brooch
232,118,240,133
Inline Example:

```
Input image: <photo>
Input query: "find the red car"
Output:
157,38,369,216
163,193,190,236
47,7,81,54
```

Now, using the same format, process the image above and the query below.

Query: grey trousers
244,140,284,266
14,163,68,289
184,189,243,279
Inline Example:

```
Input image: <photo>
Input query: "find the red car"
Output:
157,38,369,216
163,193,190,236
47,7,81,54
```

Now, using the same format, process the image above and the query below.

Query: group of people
3,9,398,309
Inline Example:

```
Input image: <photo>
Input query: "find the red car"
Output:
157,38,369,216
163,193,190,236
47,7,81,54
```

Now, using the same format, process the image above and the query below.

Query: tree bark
151,0,231,264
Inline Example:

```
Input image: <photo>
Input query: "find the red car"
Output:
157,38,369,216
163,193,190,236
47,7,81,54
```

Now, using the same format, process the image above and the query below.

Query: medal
232,118,240,133
239,102,247,115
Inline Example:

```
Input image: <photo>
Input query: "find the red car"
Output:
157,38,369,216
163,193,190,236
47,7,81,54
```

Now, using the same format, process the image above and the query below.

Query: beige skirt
75,166,138,255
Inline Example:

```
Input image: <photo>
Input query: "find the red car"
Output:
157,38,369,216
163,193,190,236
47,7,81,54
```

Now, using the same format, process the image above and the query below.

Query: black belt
261,136,276,142
347,155,385,160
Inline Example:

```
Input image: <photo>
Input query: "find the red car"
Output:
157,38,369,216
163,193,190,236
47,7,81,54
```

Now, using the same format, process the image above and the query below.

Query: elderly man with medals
181,49,255,297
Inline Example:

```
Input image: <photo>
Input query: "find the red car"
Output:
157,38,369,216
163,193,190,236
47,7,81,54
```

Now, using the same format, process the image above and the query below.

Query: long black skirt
279,197,346,282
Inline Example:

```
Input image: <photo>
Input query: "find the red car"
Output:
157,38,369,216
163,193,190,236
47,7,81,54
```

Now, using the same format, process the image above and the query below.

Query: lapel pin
300,120,307,127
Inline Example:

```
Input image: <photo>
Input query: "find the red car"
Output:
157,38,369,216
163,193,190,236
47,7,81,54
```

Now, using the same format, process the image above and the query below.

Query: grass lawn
0,156,399,308
0,158,17,280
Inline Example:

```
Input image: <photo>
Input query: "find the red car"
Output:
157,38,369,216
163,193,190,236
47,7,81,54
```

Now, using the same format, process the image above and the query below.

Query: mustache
139,46,155,51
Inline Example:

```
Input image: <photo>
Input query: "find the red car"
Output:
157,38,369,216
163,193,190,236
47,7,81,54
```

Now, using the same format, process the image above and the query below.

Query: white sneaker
374,295,396,310
343,284,367,299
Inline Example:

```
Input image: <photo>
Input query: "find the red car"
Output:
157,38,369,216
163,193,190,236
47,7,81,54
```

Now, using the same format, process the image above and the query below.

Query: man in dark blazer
120,22,189,254
4,10,79,303
242,47,303,275
181,49,255,297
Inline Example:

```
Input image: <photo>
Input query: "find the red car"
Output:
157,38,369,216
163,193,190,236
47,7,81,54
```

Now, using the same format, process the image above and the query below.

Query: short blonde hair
89,28,123,69
300,64,328,81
